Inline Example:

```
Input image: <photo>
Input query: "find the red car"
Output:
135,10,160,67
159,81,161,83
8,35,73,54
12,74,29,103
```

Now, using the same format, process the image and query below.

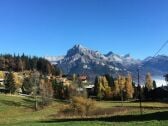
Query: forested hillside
0,54,60,75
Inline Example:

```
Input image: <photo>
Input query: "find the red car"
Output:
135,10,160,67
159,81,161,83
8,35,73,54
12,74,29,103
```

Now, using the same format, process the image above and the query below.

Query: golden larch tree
125,74,134,99
145,72,153,91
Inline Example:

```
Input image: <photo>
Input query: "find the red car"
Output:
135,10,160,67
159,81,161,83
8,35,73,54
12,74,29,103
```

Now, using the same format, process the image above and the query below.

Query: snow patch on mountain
105,51,140,65
44,56,64,64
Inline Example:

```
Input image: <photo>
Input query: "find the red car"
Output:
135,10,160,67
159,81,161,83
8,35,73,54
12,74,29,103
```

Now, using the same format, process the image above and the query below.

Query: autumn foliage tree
40,78,53,106
143,72,154,99
94,76,112,100
94,74,135,100
145,72,153,91
113,79,120,98
125,74,134,99
0,71,5,79
112,74,134,100
13,72,23,90
59,96,96,117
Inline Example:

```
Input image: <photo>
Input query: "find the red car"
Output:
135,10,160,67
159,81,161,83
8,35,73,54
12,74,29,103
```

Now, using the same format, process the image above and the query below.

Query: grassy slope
0,94,61,125
0,94,168,126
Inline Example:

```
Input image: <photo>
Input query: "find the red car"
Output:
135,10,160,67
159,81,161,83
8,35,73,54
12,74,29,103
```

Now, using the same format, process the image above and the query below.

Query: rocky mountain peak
65,44,87,57
105,51,115,57
124,54,131,58
45,44,168,81
73,44,85,49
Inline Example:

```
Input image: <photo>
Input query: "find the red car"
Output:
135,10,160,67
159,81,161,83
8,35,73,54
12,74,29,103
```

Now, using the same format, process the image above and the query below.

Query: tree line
94,73,157,100
0,54,60,75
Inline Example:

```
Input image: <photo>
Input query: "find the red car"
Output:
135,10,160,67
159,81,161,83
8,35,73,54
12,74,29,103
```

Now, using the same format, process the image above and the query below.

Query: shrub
58,96,96,117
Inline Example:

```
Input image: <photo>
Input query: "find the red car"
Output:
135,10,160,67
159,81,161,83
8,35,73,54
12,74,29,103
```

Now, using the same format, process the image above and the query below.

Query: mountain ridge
45,44,168,80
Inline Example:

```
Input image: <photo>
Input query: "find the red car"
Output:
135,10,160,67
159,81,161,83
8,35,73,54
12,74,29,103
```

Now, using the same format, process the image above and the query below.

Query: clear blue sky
0,0,168,59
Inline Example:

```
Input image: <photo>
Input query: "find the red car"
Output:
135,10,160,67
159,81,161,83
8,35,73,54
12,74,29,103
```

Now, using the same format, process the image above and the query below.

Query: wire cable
153,40,168,57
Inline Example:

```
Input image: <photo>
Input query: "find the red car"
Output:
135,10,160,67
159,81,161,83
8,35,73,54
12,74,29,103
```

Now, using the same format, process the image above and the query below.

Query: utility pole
121,89,123,106
137,68,142,115
136,40,168,115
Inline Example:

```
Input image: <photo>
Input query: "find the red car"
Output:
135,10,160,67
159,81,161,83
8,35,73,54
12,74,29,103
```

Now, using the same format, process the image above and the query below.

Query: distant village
0,71,94,95
0,70,168,102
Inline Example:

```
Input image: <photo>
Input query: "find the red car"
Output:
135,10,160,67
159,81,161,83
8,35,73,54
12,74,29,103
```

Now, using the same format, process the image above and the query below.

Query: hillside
0,54,60,75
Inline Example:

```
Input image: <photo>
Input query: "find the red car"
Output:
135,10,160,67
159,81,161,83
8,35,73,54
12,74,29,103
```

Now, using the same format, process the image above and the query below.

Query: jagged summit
66,44,89,57
124,54,131,58
73,44,85,49
105,51,115,57
45,44,168,80
46,44,139,66
65,44,106,60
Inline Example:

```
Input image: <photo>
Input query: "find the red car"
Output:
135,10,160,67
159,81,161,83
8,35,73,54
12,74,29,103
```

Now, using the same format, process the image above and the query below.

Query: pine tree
94,76,99,96
16,58,23,71
0,56,5,70
104,74,114,87
0,54,59,75
22,77,33,94
153,80,157,89
164,74,168,85
145,72,153,91
5,72,16,94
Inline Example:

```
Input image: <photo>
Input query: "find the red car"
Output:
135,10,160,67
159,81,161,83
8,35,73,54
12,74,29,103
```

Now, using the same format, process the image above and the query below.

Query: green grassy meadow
0,94,168,126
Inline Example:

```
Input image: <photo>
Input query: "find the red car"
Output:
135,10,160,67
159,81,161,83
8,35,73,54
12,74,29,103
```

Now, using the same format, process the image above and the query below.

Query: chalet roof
79,75,87,81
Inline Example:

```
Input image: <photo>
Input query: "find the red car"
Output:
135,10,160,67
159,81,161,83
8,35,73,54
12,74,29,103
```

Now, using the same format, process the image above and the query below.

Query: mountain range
44,44,168,81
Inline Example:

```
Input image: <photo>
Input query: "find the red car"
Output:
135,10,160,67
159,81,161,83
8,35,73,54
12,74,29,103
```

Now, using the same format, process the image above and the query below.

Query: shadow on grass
40,111,168,123
22,98,34,109
114,106,168,109
0,97,34,109
0,99,22,107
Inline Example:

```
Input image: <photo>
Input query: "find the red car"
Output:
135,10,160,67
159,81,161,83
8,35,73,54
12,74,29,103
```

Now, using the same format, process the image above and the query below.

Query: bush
58,96,96,117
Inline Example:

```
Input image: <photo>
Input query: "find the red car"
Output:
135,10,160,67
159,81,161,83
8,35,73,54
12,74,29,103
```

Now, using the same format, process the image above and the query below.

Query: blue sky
0,0,168,59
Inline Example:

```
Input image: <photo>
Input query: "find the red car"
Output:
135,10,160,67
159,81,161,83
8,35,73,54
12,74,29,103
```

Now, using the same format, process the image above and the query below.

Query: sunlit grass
0,94,61,125
0,94,168,126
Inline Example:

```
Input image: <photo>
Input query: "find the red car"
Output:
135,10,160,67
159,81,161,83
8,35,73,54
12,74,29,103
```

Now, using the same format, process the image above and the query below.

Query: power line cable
138,40,168,69
153,40,168,57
